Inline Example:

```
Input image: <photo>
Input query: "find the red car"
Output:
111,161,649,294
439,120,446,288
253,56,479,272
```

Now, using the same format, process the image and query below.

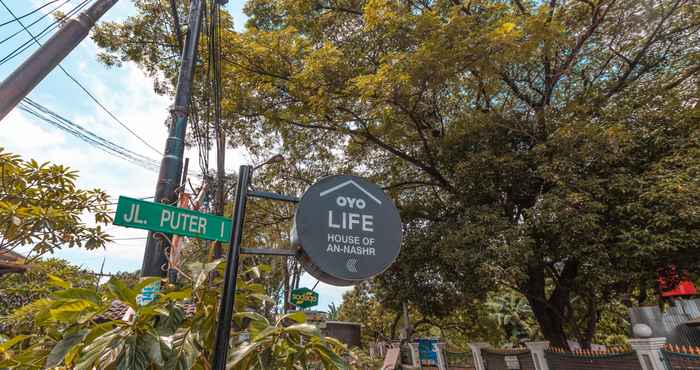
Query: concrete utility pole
0,0,119,122
140,0,203,285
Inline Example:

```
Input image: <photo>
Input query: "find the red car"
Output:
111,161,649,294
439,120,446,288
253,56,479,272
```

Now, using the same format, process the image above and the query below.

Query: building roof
0,249,28,276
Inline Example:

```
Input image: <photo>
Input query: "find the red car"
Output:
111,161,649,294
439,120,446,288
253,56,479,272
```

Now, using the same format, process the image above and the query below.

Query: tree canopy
92,0,699,347
0,148,112,261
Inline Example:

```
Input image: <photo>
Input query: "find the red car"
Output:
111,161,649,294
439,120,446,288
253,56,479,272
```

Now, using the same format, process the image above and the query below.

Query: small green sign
113,196,232,242
289,287,319,309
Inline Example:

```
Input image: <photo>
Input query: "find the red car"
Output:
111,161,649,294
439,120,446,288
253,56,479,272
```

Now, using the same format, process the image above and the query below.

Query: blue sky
0,0,350,311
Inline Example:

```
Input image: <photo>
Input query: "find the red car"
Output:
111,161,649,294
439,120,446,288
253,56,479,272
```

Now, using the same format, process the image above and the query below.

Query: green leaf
189,259,222,290
143,333,164,367
277,311,306,325
76,328,121,370
251,326,278,342
45,330,88,368
165,328,199,370
284,323,321,337
0,335,31,353
226,340,268,370
249,293,275,304
233,311,270,326
83,322,116,343
47,274,70,289
161,288,192,301
314,342,349,370
49,299,98,322
52,287,99,303
106,277,137,305
243,264,271,278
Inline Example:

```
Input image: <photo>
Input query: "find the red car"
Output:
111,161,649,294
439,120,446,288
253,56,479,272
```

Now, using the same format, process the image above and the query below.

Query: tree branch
606,0,684,97
663,63,700,90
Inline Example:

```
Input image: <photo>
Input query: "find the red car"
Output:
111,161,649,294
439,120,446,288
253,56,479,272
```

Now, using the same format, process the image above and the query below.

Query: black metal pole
0,0,119,121
141,0,203,280
212,165,252,370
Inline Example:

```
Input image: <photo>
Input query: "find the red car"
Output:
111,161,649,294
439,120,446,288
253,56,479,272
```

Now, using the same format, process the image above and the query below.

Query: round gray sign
291,175,402,286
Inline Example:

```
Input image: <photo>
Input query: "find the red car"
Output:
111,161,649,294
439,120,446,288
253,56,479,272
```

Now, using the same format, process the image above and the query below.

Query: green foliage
337,281,397,344
92,0,699,348
0,148,112,259
484,291,539,345
337,281,506,348
228,311,349,369
346,348,383,370
327,302,339,321
0,261,349,370
0,258,95,337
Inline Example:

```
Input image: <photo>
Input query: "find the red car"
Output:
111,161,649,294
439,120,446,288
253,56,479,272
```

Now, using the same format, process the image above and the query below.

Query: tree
337,281,398,344
91,0,700,348
337,280,505,348
0,148,112,260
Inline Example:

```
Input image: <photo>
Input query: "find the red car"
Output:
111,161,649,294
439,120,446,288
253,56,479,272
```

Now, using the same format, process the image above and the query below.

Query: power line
19,98,162,172
0,0,163,156
0,0,63,28
0,0,82,59
19,98,201,177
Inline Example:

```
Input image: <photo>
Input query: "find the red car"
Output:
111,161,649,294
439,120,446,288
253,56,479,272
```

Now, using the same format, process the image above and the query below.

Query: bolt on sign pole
0,0,119,122
140,0,203,285
212,165,252,370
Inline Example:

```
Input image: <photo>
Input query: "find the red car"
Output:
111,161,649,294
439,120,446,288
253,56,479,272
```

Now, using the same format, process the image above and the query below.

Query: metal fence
661,345,700,369
629,299,700,346
481,348,535,370
446,350,475,369
545,348,642,370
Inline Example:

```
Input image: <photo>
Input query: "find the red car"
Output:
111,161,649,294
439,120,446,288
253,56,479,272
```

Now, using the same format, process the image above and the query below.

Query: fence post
436,342,448,370
628,337,667,370
468,342,490,370
407,342,421,367
524,341,550,370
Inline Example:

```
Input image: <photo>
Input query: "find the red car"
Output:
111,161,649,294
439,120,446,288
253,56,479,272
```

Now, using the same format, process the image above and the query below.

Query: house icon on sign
318,180,382,205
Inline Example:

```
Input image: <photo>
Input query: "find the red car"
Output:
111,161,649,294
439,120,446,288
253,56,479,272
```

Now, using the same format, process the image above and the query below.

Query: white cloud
0,110,65,150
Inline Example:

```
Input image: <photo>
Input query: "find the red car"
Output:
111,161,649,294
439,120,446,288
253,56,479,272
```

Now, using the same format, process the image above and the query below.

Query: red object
658,266,697,297
661,280,697,297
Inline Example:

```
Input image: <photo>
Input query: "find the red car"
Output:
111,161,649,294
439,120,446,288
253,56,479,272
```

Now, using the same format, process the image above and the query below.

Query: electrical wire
0,0,163,156
19,98,162,172
19,99,201,177
0,0,86,62
0,0,72,46
0,0,63,28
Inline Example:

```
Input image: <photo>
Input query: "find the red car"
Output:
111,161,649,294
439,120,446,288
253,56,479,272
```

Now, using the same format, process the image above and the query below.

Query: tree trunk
528,294,569,349
390,311,402,340
524,259,579,349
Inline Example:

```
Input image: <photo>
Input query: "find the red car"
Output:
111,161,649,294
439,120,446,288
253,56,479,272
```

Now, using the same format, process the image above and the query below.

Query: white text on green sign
113,196,232,242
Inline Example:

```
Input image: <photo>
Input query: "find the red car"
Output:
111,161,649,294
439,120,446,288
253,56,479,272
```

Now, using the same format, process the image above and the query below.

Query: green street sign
289,287,319,309
113,196,232,242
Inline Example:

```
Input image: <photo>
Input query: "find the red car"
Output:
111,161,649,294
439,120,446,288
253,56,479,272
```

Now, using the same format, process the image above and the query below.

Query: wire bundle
19,98,162,172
